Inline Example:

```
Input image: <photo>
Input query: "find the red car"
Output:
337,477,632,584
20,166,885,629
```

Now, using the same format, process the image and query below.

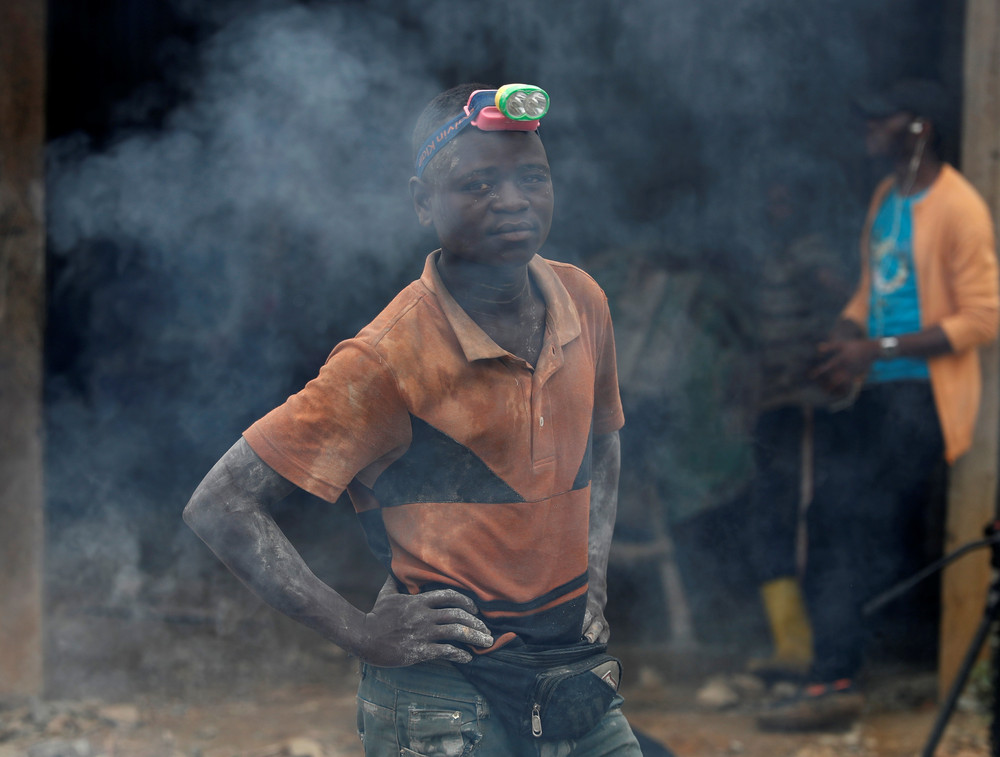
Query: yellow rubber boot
747,576,813,681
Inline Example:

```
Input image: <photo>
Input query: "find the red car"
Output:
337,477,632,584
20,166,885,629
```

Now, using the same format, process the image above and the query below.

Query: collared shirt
245,251,624,646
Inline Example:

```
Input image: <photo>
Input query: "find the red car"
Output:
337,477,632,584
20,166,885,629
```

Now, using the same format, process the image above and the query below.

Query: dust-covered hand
582,591,610,644
583,578,611,644
359,577,494,667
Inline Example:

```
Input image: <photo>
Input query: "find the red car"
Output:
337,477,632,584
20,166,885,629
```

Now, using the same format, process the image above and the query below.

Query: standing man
759,79,1000,731
184,83,643,756
744,164,854,684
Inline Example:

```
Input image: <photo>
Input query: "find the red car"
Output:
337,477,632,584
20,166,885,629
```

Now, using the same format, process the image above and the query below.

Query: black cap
852,78,954,129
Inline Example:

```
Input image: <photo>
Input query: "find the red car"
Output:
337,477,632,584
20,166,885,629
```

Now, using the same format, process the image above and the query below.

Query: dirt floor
2,626,993,757
1,578,992,757
0,666,992,757
0,682,988,757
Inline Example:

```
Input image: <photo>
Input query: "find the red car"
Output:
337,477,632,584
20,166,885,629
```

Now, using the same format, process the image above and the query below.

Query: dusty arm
583,430,621,644
183,437,494,666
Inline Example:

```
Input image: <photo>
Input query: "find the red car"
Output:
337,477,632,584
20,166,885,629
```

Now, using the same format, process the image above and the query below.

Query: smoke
43,0,944,693
49,2,434,295
44,3,443,685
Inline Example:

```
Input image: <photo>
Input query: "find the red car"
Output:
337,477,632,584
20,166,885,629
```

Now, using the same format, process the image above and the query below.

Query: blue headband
415,85,549,178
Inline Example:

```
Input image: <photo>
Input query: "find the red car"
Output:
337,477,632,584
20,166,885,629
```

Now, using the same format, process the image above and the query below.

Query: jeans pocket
357,695,395,753
405,703,481,757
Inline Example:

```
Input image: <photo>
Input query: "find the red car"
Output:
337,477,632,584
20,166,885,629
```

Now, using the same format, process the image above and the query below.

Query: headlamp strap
414,88,543,178
415,109,475,178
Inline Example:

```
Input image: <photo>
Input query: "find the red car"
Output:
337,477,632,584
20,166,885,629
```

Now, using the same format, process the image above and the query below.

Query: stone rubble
0,699,338,757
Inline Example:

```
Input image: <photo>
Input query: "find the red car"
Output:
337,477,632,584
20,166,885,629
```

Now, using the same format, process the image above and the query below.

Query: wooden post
939,0,1000,699
0,0,47,700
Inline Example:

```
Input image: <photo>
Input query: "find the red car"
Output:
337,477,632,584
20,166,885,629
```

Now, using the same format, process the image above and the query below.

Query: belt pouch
456,640,622,741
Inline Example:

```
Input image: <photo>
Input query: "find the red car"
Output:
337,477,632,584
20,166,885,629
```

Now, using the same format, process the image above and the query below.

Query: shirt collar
420,251,582,363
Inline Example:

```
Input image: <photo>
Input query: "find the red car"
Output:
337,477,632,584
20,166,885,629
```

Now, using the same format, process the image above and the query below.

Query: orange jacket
842,164,999,463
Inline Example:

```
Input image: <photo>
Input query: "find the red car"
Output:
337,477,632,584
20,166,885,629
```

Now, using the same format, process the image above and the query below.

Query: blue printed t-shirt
867,188,929,383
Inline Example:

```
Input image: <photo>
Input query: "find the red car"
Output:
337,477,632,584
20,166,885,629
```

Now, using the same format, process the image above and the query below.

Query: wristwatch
878,336,900,360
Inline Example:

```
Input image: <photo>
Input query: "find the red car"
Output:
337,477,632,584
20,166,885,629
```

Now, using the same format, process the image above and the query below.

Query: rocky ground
3,580,992,757
1,640,993,757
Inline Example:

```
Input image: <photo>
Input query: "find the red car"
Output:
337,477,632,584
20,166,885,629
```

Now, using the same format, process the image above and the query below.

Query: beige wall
0,0,47,700
939,0,1000,697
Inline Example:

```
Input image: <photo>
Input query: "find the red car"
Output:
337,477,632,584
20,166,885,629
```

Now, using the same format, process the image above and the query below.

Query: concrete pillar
0,0,47,700
939,0,1000,698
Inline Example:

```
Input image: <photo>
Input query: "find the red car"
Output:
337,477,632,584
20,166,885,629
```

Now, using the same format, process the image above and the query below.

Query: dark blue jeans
356,659,641,757
803,381,944,682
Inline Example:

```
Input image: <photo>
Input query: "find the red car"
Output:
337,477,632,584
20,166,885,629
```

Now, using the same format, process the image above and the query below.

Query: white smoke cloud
41,0,917,691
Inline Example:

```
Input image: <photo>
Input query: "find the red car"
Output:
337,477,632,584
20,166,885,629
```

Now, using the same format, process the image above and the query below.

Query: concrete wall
939,0,1000,697
0,0,47,700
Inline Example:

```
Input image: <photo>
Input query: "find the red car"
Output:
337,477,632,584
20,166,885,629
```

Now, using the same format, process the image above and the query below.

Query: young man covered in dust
184,83,643,756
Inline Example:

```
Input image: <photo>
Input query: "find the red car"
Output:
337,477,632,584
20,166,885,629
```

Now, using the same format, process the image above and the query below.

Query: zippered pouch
456,639,622,741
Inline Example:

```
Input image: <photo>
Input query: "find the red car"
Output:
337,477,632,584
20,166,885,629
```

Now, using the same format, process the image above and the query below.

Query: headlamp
415,83,550,178
496,84,549,121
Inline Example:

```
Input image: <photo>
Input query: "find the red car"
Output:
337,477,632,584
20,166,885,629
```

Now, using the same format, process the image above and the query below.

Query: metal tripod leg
920,573,1000,757
862,525,1000,756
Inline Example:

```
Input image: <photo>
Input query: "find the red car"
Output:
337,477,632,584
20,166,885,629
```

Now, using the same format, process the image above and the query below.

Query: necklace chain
872,135,929,335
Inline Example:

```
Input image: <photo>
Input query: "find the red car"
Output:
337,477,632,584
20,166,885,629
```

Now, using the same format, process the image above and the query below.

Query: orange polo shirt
842,164,999,462
244,252,624,647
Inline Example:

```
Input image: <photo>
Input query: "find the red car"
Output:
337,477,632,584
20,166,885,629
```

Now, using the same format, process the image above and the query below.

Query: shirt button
539,416,545,427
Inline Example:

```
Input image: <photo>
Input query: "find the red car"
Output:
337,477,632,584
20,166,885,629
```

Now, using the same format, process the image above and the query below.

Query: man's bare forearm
584,430,620,642
828,318,953,360
183,438,369,652
183,438,495,666
589,431,621,586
